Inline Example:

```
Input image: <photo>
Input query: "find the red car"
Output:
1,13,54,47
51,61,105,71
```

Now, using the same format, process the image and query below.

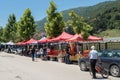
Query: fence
79,42,120,52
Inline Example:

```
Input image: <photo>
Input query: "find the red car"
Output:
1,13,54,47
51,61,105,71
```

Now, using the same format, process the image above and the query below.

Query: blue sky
0,0,109,27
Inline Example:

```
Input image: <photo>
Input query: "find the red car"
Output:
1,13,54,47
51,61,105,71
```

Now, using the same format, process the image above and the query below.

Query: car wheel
80,62,87,71
110,65,120,77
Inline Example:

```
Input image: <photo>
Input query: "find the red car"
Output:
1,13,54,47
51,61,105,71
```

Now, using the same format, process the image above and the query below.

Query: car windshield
98,50,120,57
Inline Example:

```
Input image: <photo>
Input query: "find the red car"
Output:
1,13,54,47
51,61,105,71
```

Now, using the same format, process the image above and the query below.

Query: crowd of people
25,44,77,64
29,45,48,61
29,45,66,63
0,43,80,64
0,43,107,79
29,44,102,80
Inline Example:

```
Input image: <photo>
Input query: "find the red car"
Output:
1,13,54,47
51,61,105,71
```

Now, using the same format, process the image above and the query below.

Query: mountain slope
36,0,120,35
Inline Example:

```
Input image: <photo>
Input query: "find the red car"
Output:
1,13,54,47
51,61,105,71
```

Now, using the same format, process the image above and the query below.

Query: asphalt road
0,52,119,80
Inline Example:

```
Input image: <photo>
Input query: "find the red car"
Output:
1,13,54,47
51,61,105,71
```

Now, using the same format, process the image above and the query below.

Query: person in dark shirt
31,46,35,61
0,45,1,51
8,46,11,53
42,46,47,60
65,44,71,64
43,47,47,56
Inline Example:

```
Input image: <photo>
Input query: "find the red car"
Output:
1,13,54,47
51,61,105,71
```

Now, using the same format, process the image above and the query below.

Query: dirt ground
0,52,119,80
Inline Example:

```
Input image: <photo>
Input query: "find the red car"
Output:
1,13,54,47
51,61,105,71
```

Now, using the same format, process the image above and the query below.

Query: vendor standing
65,44,71,64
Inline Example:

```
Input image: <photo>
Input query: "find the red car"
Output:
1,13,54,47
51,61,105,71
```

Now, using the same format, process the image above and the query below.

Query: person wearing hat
89,46,100,79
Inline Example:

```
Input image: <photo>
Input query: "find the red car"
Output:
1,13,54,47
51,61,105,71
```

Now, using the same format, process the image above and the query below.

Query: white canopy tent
0,42,6,45
39,37,46,40
6,41,15,45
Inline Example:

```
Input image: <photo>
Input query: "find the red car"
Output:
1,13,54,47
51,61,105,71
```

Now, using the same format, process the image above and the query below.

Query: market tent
88,35,103,41
16,42,22,45
66,34,103,53
67,34,103,42
66,34,83,53
39,37,46,40
6,41,15,45
16,41,27,45
67,34,83,42
37,38,51,43
25,38,37,44
0,42,6,45
50,32,73,42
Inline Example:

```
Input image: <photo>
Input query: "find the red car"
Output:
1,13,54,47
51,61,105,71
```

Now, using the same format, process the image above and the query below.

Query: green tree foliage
0,26,3,41
64,26,75,35
88,1,120,33
68,11,84,34
18,8,37,41
37,0,120,37
44,1,65,38
68,11,92,40
3,14,17,42
90,8,120,33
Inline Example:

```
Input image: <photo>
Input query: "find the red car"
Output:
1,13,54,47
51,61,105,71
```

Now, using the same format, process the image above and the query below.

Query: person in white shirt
89,46,99,79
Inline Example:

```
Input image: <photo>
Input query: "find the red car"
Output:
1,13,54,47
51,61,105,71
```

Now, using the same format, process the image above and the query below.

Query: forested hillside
36,0,120,37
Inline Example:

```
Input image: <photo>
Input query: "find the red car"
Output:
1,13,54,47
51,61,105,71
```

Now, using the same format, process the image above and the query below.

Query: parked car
78,49,120,77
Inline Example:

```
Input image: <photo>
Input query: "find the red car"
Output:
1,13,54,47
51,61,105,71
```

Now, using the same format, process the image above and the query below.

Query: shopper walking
89,46,100,79
31,46,35,61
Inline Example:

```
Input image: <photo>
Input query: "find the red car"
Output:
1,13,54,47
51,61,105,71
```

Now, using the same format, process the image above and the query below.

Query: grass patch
96,29,120,37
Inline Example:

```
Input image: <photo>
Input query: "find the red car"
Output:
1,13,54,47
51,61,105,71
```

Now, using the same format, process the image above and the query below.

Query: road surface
0,52,119,80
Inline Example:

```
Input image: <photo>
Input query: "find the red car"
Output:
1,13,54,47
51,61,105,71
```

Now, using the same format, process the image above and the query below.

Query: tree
0,26,3,41
68,11,92,39
68,11,93,50
18,8,37,41
44,1,65,38
64,26,75,35
68,11,84,34
3,14,17,42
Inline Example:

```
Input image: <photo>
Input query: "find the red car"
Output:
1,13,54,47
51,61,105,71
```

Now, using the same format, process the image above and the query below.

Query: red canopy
25,38,37,44
16,42,22,45
37,38,51,43
88,35,103,41
16,41,27,45
67,34,83,42
67,34,103,42
50,32,73,42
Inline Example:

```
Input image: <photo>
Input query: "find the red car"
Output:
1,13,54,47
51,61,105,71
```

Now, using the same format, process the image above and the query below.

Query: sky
0,0,109,27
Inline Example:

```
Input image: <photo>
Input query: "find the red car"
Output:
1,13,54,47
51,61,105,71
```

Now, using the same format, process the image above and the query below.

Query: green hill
36,0,120,37
97,29,120,37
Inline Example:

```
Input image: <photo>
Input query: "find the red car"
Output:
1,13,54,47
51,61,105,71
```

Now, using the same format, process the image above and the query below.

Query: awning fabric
67,34,83,42
67,34,103,42
16,41,27,45
6,41,15,45
37,38,51,43
88,35,103,41
50,32,73,42
25,38,37,44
